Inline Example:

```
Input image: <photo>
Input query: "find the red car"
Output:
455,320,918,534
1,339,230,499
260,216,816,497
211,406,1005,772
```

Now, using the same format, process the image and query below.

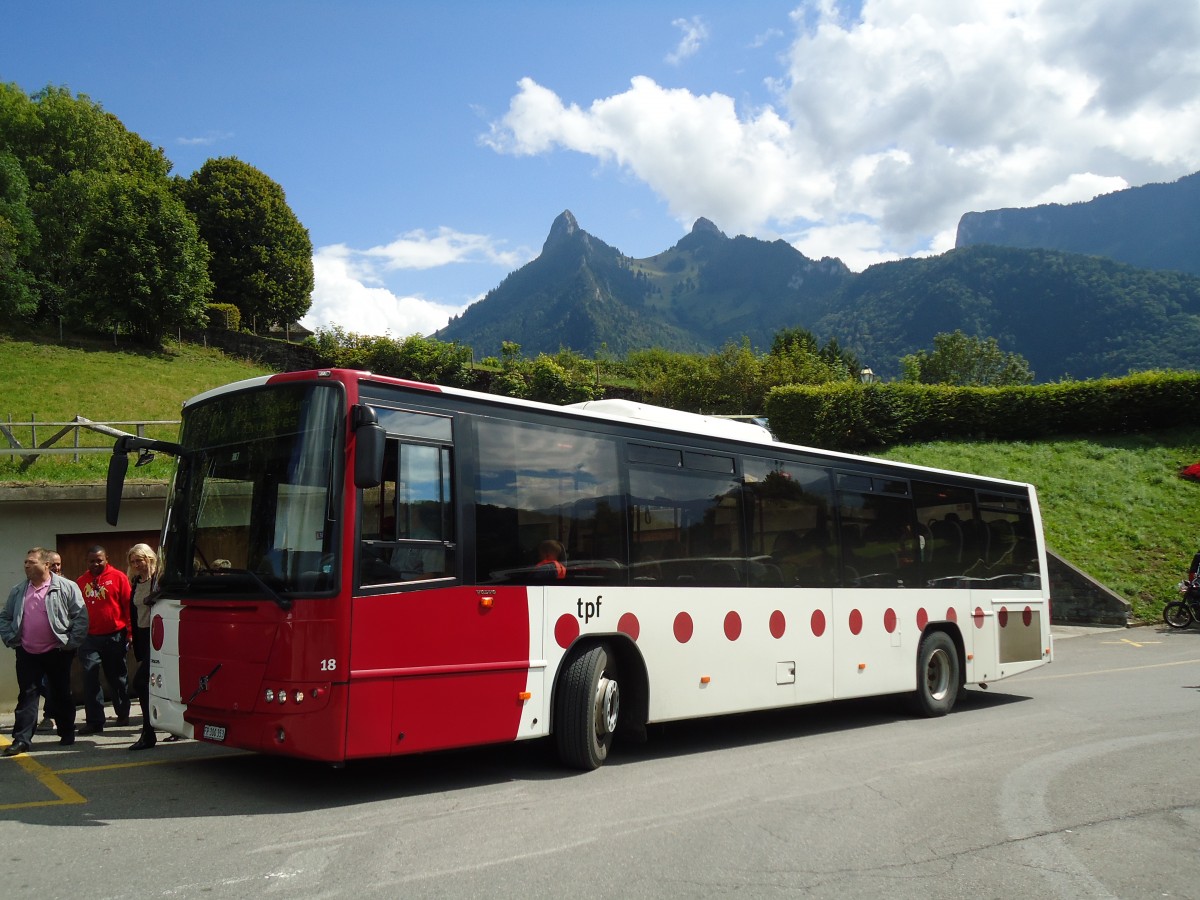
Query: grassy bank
4,334,1194,621
1,334,271,482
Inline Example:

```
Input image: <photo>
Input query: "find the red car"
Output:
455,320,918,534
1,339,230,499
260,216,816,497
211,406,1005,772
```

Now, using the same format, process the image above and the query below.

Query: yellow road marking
1101,637,1163,648
59,751,251,775
1020,657,1200,682
0,746,87,810
1,739,250,811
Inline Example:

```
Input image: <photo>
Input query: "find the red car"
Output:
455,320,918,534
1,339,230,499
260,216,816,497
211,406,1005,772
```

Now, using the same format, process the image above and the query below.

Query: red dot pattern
673,611,694,644
848,608,863,635
554,614,580,649
723,611,742,641
552,600,1038,649
618,612,640,641
769,610,786,639
811,609,826,637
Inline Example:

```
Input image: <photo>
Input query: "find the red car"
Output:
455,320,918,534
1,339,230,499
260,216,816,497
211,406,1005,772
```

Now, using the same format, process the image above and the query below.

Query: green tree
0,84,172,322
73,174,212,345
900,330,1035,386
0,152,39,319
180,157,314,331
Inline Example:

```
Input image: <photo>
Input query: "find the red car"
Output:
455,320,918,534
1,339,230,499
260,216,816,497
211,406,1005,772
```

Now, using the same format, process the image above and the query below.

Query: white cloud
666,16,709,65
302,227,524,337
175,131,234,147
303,246,470,338
361,227,525,272
486,0,1200,270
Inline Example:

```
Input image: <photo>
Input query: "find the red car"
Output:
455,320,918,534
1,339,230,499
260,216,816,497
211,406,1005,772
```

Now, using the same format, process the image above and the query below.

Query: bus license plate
202,724,227,742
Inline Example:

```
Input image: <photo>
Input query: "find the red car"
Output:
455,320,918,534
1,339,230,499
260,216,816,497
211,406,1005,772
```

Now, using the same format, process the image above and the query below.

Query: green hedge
206,303,241,331
765,371,1200,451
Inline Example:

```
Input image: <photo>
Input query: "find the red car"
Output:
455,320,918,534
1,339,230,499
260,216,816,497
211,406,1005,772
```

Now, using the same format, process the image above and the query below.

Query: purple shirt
20,580,59,654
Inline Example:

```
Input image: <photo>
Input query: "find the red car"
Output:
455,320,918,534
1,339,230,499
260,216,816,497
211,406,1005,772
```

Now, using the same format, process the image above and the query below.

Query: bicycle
1162,580,1200,629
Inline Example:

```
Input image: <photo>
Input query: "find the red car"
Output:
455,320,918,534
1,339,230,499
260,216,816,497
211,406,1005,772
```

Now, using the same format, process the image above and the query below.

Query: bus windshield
159,382,343,596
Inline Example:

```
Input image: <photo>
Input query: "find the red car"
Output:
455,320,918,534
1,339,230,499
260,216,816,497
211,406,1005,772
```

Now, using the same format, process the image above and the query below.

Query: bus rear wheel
911,631,960,717
555,644,620,770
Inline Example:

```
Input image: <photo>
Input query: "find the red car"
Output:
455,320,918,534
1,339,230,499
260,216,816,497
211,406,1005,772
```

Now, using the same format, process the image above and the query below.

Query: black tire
1163,601,1194,629
911,631,960,717
554,644,620,770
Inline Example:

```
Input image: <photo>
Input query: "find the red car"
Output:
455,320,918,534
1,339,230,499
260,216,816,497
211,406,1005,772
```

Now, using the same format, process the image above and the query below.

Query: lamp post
860,367,876,384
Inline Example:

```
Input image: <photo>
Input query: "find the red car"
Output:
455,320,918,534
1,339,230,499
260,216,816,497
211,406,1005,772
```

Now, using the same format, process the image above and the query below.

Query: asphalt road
2,625,1199,900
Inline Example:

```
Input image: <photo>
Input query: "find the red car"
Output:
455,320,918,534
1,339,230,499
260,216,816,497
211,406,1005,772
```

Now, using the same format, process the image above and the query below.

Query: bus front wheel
911,631,960,717
555,644,620,770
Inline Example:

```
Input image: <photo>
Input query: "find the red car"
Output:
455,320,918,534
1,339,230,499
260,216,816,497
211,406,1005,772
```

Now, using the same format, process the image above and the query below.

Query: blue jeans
79,631,130,726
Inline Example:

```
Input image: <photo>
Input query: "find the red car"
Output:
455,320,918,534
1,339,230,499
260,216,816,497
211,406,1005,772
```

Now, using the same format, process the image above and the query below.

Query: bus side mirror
105,438,132,526
353,405,385,489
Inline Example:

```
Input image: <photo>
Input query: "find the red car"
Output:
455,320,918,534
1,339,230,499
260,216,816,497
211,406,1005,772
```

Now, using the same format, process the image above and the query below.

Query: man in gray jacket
1,547,88,756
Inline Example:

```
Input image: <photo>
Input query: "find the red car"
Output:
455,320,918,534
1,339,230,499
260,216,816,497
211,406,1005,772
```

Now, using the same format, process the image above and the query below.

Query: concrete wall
0,483,168,714
1046,550,1133,626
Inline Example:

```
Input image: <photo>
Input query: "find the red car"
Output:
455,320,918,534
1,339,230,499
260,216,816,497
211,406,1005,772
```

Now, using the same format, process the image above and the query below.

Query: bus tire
911,631,960,717
555,644,619,770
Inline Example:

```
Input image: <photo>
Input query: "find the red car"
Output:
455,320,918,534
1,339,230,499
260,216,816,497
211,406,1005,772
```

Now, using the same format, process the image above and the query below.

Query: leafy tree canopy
0,151,39,319
180,157,314,330
0,83,174,322
899,330,1035,386
73,173,212,344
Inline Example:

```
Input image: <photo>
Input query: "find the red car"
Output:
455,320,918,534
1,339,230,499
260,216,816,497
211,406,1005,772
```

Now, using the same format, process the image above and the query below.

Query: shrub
206,303,241,331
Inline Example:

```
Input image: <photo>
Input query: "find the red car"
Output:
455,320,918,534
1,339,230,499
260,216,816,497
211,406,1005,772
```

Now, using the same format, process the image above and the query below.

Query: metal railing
0,416,180,470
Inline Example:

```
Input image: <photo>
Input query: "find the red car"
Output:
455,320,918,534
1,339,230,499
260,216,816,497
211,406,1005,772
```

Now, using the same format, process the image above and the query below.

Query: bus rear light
264,689,275,703
858,663,867,670
967,653,975,660
479,596,494,609
518,691,532,701
276,728,286,743
278,691,287,705
294,691,305,704
311,687,326,699
700,676,711,684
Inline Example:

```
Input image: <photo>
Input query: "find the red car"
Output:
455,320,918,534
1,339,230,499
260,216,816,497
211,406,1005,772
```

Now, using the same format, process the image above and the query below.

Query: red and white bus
106,368,1052,769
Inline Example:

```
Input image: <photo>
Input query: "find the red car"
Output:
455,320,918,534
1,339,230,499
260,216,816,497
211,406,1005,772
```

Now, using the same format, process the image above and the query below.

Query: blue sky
8,1,1200,338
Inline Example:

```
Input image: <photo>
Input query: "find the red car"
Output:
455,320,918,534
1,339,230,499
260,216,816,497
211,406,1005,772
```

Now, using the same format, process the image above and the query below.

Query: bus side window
359,439,454,587
743,458,836,588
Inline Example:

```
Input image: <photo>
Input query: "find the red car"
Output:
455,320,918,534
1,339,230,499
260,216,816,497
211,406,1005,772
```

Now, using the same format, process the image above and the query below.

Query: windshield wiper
231,567,294,611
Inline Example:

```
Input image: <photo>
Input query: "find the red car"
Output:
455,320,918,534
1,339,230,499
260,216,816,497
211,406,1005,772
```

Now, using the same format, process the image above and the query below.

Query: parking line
0,749,87,810
58,751,251,775
2,739,251,811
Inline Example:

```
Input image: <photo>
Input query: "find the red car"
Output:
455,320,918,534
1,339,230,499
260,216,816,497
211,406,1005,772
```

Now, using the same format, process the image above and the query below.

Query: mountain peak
691,217,725,238
543,210,580,252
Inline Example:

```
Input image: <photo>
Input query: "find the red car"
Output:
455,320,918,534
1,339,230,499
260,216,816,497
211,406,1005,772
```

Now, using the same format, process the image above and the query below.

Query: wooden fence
0,416,180,470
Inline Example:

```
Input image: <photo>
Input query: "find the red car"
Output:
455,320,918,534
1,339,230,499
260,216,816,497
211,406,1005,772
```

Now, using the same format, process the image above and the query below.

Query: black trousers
12,646,76,745
131,625,154,738
80,630,130,726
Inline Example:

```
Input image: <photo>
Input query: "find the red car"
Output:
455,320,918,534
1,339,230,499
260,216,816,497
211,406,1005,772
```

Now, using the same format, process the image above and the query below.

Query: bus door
348,405,507,758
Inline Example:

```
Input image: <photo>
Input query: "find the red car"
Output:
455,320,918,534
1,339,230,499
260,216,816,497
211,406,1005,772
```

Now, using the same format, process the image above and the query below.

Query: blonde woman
126,543,160,751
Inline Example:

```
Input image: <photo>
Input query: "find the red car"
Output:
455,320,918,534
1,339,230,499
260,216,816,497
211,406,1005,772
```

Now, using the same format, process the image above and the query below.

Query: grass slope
4,334,1194,621
1,334,271,483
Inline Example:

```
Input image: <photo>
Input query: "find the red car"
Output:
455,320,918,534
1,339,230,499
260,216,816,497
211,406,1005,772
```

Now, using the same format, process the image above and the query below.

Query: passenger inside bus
535,540,567,581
